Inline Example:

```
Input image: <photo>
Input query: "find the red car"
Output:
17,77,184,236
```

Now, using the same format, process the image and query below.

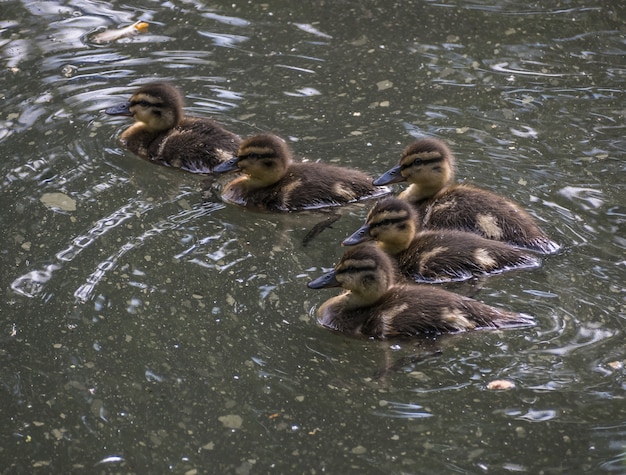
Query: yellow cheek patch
476,213,503,240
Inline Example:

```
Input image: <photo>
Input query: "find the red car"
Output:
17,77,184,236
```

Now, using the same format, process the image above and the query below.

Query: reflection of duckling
373,138,560,254
343,198,541,282
213,134,389,211
307,244,534,339
105,82,241,173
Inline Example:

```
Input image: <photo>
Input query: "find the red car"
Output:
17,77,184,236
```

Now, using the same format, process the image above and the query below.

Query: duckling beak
373,165,406,186
342,224,372,246
307,270,340,289
105,102,133,116
213,157,240,174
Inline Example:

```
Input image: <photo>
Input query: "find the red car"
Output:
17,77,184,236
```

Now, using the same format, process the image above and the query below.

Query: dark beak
307,270,340,289
342,224,372,246
105,102,133,116
213,157,241,174
373,164,406,186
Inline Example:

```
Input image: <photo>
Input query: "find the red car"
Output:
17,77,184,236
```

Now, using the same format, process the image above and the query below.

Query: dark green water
1,0,624,473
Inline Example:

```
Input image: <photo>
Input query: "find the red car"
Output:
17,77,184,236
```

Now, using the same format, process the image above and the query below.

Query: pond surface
1,0,625,473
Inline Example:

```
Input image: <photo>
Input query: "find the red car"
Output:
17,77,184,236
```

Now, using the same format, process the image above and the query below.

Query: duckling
213,133,389,211
105,82,241,173
307,244,534,339
343,197,542,282
373,138,560,254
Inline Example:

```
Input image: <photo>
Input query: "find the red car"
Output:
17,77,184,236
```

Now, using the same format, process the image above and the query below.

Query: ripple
293,23,332,39
375,400,433,419
490,61,569,77
558,186,604,211
202,12,250,27
74,200,226,302
174,236,251,272
197,31,248,48
11,198,153,299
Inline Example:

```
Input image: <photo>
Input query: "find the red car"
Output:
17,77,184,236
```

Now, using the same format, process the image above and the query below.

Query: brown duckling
343,197,541,283
213,133,389,211
105,82,241,173
307,244,534,339
373,138,560,254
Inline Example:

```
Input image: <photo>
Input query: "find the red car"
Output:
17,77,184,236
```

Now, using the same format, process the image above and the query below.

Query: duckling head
308,244,396,306
343,198,418,254
105,82,184,133
214,134,292,188
373,138,455,199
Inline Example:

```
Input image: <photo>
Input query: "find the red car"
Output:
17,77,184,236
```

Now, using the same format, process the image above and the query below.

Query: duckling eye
242,152,273,162
131,100,153,108
402,158,424,168
339,264,375,275
375,218,399,228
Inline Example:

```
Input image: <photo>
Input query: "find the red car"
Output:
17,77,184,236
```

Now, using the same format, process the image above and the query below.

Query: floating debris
91,21,149,44
218,414,243,429
487,379,516,390
95,455,125,465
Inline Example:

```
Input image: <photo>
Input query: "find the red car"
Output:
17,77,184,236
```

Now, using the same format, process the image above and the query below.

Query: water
1,0,625,473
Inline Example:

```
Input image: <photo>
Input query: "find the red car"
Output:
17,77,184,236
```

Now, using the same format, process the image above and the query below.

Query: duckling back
325,285,535,339
419,184,560,254
396,229,542,282
150,117,241,173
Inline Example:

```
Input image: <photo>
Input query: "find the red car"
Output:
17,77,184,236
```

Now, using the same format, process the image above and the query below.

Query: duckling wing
279,163,387,211
398,230,542,283
152,118,241,173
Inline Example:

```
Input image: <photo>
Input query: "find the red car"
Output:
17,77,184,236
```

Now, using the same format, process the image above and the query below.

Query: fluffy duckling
307,244,534,339
343,198,541,282
373,138,560,254
105,82,241,173
213,134,389,211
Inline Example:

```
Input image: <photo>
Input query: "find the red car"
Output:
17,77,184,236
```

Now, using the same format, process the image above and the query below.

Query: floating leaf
40,193,76,212
218,414,243,429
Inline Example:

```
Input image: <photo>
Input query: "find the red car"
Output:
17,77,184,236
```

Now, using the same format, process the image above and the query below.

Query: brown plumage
213,133,389,212
373,138,560,254
105,82,241,173
307,244,534,339
343,197,542,282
